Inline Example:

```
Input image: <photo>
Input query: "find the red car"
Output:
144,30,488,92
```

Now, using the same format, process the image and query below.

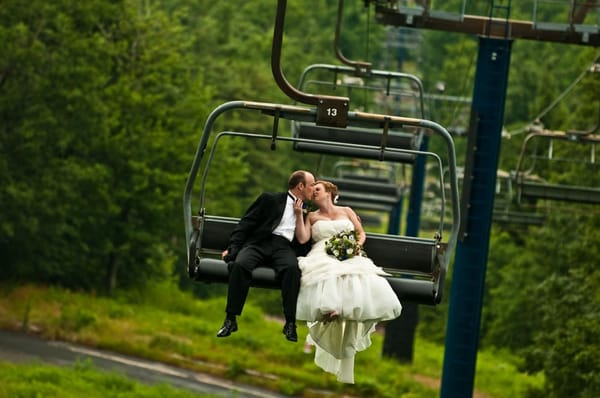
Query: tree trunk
382,302,419,363
106,251,118,296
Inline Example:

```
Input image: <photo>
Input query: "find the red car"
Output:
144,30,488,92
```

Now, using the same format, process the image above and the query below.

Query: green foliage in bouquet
325,230,366,261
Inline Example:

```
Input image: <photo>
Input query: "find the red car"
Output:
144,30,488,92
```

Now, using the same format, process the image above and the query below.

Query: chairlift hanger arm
335,0,372,74
573,1,599,25
586,97,600,134
272,0,349,127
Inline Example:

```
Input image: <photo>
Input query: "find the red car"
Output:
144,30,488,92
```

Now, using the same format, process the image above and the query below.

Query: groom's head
288,170,315,201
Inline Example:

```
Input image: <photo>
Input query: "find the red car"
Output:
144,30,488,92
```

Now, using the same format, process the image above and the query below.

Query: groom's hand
222,249,233,262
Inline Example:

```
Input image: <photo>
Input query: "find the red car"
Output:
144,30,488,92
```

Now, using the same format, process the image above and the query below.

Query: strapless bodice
311,219,354,242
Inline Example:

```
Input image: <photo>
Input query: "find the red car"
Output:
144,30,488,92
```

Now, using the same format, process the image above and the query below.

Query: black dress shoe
282,322,297,342
217,319,238,337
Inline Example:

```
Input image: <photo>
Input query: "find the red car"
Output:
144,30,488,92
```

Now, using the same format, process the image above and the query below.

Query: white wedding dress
296,219,402,383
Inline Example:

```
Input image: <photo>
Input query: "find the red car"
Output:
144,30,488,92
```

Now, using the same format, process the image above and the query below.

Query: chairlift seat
519,181,600,204
514,129,600,205
293,123,419,163
325,176,404,208
355,213,383,227
327,176,402,197
492,209,545,226
319,175,404,211
335,192,400,206
189,215,445,305
334,199,396,212
338,174,394,184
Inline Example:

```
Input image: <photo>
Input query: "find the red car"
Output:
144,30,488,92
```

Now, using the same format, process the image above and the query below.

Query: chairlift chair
319,160,406,228
184,100,460,305
491,169,545,226
513,125,600,205
292,63,426,164
184,0,459,305
328,160,406,211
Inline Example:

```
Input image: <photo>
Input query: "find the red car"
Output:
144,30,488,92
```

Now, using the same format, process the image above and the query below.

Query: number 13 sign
316,97,349,128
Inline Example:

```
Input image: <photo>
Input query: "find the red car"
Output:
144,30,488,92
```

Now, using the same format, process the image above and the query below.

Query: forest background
1,1,599,397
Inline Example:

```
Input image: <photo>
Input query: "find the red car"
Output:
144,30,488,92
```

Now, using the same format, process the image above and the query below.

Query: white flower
325,230,366,261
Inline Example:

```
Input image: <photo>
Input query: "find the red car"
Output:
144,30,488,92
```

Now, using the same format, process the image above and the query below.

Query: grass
0,282,544,397
0,359,218,398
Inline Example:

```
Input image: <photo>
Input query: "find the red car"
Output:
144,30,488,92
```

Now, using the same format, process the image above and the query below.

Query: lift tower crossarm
372,6,599,46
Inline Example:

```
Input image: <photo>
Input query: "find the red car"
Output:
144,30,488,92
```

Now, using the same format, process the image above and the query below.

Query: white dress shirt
272,192,297,242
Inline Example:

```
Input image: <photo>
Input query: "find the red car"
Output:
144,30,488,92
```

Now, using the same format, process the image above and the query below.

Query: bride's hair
315,180,339,204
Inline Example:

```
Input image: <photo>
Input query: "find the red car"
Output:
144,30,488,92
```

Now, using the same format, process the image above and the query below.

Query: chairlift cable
362,2,371,108
449,37,477,129
508,50,600,137
365,2,371,65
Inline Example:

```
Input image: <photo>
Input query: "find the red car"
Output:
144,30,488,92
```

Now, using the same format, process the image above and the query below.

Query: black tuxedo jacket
224,192,310,262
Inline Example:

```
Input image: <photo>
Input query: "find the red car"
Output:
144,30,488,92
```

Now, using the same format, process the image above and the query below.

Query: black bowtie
287,192,296,201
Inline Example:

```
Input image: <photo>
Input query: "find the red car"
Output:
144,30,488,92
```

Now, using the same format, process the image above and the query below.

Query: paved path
0,330,288,398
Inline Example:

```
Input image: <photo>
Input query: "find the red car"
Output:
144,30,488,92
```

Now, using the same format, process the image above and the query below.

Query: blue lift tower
441,35,512,397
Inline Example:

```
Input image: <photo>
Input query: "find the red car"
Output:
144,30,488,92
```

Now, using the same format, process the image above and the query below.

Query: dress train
307,319,376,383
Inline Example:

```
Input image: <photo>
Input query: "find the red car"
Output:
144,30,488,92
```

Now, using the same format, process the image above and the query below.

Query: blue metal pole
388,135,429,236
405,135,429,237
387,199,403,235
440,37,513,398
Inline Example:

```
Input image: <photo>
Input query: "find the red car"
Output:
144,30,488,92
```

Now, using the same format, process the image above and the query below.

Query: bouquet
325,230,366,261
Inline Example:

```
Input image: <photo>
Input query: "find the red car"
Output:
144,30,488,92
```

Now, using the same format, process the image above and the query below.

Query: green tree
523,213,600,398
0,0,248,293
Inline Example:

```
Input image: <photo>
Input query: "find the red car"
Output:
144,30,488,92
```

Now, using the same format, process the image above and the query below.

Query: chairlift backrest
332,159,397,179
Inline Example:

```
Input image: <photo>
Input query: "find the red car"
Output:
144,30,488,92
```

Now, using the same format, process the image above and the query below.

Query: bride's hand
293,198,304,215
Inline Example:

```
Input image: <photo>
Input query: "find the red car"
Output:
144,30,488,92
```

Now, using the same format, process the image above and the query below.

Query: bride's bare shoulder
339,206,356,217
308,210,322,224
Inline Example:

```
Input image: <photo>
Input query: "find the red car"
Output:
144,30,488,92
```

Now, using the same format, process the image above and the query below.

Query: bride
292,180,402,383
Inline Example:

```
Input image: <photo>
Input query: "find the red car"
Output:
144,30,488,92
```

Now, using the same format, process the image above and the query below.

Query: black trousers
226,234,301,320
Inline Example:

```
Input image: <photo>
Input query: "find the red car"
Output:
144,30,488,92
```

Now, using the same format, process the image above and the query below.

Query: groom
217,170,316,342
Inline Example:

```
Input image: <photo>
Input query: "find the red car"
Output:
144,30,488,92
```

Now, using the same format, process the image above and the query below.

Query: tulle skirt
296,240,402,383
